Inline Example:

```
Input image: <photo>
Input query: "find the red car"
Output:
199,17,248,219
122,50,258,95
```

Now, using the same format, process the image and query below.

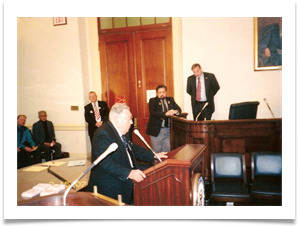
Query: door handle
138,80,141,88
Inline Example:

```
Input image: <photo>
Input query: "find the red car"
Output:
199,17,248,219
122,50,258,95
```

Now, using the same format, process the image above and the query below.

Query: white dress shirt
196,73,207,102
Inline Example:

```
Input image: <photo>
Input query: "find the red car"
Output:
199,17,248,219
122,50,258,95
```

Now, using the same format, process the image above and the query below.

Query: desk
17,157,91,204
170,117,282,181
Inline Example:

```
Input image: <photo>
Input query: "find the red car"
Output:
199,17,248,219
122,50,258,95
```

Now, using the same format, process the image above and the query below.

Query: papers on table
41,161,66,167
22,162,66,171
21,183,65,199
40,184,65,196
67,160,86,167
22,166,48,172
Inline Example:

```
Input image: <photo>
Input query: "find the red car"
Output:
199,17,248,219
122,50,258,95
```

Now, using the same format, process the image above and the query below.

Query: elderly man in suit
32,110,62,161
87,103,168,204
146,84,181,153
187,63,220,121
84,91,110,143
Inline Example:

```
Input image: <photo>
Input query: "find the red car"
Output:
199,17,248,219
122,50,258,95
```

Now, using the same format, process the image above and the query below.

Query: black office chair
251,152,282,205
229,101,260,120
210,153,250,205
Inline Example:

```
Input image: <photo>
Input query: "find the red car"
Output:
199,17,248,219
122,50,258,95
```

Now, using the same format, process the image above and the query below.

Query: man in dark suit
84,91,110,143
32,110,62,160
87,103,168,204
187,63,220,121
146,85,181,153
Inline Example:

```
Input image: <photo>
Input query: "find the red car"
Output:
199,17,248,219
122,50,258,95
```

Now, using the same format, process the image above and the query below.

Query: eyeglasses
40,115,47,117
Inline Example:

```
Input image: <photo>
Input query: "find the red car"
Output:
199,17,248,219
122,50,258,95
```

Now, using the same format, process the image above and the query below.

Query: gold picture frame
254,17,282,71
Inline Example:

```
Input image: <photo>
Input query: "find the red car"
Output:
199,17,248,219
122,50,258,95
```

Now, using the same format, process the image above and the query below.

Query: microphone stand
195,102,209,121
47,166,74,189
264,98,275,118
133,130,162,162
62,143,118,206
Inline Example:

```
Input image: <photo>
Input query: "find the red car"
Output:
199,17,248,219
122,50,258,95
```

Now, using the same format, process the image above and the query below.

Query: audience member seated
17,115,42,169
32,110,63,161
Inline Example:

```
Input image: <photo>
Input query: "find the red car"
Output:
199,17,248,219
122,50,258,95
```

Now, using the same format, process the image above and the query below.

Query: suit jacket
87,121,154,204
32,120,56,145
84,101,109,138
146,96,182,137
186,72,220,114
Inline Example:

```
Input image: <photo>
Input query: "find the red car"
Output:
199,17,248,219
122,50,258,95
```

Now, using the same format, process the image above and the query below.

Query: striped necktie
93,103,101,121
196,77,201,101
121,135,136,169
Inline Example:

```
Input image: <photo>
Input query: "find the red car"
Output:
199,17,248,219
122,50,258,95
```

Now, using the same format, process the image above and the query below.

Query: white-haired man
87,103,168,204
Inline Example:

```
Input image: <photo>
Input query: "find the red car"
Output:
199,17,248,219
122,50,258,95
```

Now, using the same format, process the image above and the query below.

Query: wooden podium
133,144,205,206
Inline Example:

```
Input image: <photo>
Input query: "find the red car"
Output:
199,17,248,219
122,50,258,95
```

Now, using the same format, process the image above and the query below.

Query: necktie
196,77,201,101
121,135,136,169
93,103,101,121
161,100,169,128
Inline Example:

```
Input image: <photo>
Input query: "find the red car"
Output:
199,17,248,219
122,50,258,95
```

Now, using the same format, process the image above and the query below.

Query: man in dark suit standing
187,63,220,121
84,91,110,143
87,103,168,204
146,85,181,153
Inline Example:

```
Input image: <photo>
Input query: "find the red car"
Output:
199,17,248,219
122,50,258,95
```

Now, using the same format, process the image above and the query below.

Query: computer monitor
229,101,260,120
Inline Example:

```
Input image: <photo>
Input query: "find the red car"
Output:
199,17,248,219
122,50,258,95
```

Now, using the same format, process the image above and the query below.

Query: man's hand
156,152,168,160
17,147,20,152
166,109,179,116
24,147,33,152
95,121,103,127
128,169,146,182
44,142,52,147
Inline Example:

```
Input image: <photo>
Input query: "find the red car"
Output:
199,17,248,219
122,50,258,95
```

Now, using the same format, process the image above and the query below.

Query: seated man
32,111,62,161
17,115,41,169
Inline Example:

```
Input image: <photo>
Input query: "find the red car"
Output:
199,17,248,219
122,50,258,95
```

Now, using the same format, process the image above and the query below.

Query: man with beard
146,85,181,153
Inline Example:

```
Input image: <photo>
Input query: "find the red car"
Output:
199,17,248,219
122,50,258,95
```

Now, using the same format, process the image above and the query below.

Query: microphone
263,98,275,118
195,102,209,121
133,129,162,163
63,143,118,206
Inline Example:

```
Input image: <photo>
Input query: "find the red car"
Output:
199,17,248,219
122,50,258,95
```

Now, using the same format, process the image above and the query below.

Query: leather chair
210,153,250,205
229,101,259,120
251,152,282,205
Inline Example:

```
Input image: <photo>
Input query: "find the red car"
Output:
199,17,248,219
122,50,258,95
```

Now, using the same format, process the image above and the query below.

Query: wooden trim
26,124,88,131
98,17,172,35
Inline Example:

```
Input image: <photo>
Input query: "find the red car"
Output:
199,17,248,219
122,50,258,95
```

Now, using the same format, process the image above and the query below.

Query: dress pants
39,142,63,161
150,127,170,153
17,148,42,169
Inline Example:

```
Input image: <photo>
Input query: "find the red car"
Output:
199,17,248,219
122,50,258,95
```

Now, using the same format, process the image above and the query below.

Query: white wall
17,17,283,156
181,17,282,120
17,17,99,156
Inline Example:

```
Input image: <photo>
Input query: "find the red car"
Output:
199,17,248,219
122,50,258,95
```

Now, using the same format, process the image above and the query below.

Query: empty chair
251,152,282,205
229,101,260,120
210,153,250,205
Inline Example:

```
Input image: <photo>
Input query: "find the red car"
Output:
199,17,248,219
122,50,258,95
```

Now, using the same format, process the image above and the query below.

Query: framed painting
53,17,67,26
254,17,282,71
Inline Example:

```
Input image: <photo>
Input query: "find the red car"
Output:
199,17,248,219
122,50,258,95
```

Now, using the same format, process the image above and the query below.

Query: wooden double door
99,28,174,145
